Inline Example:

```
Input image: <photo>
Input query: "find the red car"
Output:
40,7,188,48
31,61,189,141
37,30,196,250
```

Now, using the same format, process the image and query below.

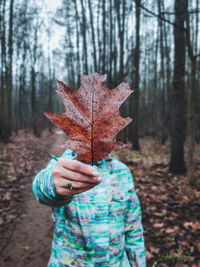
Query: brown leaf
165,241,176,248
146,250,153,259
191,221,200,231
165,226,179,233
153,222,164,228
44,73,133,164
183,221,193,229
149,246,160,253
3,192,12,201
197,242,200,251
175,264,189,267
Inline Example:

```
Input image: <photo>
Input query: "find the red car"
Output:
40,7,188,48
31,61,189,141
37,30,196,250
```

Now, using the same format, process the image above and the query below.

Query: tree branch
161,9,200,15
132,0,187,32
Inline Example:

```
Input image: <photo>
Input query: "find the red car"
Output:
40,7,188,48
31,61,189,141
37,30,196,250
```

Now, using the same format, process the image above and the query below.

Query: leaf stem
91,92,94,166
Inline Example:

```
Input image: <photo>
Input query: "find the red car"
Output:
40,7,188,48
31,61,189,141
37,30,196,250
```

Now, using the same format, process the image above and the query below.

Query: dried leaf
149,246,160,253
183,221,193,229
44,73,133,164
165,226,179,233
146,250,153,259
191,221,200,231
153,222,164,228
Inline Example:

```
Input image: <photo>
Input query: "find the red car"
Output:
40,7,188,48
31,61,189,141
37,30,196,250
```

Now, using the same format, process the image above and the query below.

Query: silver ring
66,180,73,190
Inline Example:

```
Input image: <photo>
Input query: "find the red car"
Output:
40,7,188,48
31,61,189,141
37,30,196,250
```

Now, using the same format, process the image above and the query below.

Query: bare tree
80,0,88,74
169,0,187,174
157,0,167,144
88,0,97,72
185,0,200,185
129,0,141,149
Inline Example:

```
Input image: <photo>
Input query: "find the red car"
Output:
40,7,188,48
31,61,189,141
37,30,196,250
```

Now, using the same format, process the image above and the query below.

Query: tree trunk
169,0,187,174
187,59,197,185
185,0,199,186
80,0,88,74
73,0,81,78
107,0,113,87
0,0,6,141
130,0,141,150
157,0,167,144
88,0,97,72
6,0,14,141
152,27,159,137
31,66,37,136
97,0,102,72
115,0,125,82
115,0,126,142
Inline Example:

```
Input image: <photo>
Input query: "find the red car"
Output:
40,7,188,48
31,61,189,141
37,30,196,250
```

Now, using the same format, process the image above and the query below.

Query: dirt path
0,132,65,267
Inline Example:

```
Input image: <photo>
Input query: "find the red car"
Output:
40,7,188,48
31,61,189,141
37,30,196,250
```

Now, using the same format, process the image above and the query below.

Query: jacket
32,149,146,267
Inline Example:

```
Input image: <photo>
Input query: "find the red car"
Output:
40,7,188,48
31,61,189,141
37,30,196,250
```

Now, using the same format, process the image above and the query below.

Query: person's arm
124,169,146,267
32,151,74,207
32,149,100,207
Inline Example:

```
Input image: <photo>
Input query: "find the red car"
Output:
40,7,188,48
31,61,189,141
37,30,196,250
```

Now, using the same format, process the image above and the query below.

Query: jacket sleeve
32,150,76,207
124,169,146,267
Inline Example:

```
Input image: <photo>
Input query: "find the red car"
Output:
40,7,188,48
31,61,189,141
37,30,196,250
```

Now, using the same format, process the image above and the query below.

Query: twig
132,0,187,32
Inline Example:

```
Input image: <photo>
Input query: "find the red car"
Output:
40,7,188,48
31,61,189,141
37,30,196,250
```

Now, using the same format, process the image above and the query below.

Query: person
32,149,146,267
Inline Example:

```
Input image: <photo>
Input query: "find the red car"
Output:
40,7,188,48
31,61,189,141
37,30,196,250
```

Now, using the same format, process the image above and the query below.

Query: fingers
53,158,102,199
59,158,99,176
58,167,100,184
54,177,98,189
55,184,96,198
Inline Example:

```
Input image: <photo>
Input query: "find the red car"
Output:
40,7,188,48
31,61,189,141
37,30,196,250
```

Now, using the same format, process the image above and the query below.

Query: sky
39,0,174,56
40,0,63,52
33,0,66,79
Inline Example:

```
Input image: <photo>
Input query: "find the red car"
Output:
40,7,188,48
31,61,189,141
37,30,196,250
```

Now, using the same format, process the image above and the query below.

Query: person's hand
52,158,101,199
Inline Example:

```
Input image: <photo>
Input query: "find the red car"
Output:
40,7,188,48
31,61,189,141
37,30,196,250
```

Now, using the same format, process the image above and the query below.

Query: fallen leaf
146,250,153,259
165,226,179,233
149,246,160,253
191,222,200,231
153,222,164,228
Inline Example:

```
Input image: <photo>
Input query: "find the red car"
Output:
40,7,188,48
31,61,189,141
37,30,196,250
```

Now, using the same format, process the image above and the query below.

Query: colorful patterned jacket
32,149,146,267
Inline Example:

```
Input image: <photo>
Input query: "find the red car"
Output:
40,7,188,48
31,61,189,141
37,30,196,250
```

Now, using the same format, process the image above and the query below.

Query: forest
0,0,200,266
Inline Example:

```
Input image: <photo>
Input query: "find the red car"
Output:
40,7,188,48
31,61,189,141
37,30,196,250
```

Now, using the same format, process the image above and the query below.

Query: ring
66,180,73,190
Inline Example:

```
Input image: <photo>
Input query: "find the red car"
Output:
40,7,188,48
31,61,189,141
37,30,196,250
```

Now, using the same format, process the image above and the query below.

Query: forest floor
0,128,199,267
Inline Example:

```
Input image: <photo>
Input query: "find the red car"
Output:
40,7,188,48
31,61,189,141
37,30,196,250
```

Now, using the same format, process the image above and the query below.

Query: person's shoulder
107,156,135,189
106,156,130,173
